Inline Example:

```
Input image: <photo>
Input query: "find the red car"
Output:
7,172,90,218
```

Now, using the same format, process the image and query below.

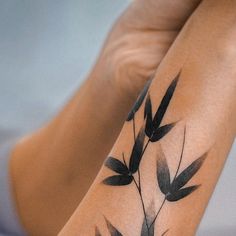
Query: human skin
9,0,201,235
59,0,236,235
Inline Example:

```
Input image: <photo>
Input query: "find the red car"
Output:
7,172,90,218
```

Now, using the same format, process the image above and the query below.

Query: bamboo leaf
126,79,152,121
156,147,171,195
144,94,153,138
141,201,155,236
95,226,102,236
171,153,207,191
103,175,133,186
105,217,123,236
141,219,154,236
152,72,180,129
166,185,200,202
150,123,176,142
105,157,129,175
129,128,145,173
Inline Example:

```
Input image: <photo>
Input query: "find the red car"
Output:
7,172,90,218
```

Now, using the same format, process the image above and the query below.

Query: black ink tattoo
98,72,208,236
95,217,122,236
105,217,123,236
95,226,102,236
126,79,152,122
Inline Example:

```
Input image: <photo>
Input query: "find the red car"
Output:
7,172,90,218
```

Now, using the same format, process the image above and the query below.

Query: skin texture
9,0,201,235
59,0,236,235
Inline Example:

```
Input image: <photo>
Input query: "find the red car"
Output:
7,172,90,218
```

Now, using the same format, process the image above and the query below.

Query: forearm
59,1,236,235
10,69,134,234
10,1,202,234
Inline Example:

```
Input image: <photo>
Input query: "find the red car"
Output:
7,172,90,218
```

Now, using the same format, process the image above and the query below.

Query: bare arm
9,0,201,235
59,1,236,235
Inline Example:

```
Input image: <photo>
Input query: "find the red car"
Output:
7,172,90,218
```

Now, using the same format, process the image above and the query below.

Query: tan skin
59,0,236,235
10,0,202,235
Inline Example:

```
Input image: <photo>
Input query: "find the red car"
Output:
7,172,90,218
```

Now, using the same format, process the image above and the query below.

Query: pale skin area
59,0,236,235
9,0,202,235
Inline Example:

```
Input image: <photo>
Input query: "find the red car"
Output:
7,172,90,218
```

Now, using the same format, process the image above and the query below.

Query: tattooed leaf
105,157,129,175
141,220,154,236
152,72,180,129
166,185,200,202
150,123,176,142
95,226,102,236
129,128,145,173
141,201,155,236
157,148,171,195
105,217,123,236
103,175,133,186
144,93,151,119
171,153,207,191
126,79,152,121
144,94,153,138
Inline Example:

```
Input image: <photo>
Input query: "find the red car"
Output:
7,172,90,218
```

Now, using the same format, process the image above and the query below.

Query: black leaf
129,128,145,173
166,185,199,202
150,123,176,142
152,72,180,129
156,147,171,195
144,94,153,138
141,219,154,236
126,79,152,121
103,175,133,186
105,217,123,236
141,201,155,236
141,218,148,236
171,153,207,191
105,157,129,175
95,226,102,236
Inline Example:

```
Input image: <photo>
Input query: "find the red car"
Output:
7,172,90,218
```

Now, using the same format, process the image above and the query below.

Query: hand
93,0,201,100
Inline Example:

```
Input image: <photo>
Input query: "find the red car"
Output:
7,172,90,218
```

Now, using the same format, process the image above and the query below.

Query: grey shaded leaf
105,217,123,236
129,128,145,173
105,157,129,175
126,79,152,121
166,185,200,201
152,72,180,129
150,123,176,142
141,220,154,236
141,201,155,236
157,148,171,195
144,94,153,138
103,175,133,186
171,153,207,191
95,226,102,236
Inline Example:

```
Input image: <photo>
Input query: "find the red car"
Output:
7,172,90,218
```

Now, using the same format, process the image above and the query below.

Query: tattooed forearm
98,72,208,236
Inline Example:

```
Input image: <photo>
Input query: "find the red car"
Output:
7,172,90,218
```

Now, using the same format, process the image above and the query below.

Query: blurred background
0,0,235,235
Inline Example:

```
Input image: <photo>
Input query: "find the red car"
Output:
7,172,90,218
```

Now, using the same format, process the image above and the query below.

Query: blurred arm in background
9,0,201,235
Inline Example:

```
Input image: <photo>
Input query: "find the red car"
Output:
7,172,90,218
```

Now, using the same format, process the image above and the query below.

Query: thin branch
132,116,136,143
133,178,149,235
173,125,186,180
161,229,169,236
142,138,150,157
149,197,166,229
123,152,148,233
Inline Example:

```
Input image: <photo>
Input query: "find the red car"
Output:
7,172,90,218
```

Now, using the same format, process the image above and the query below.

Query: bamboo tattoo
97,72,207,235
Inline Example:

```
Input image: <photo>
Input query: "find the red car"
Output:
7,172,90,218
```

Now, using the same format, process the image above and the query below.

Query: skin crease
9,0,202,235
59,0,236,235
